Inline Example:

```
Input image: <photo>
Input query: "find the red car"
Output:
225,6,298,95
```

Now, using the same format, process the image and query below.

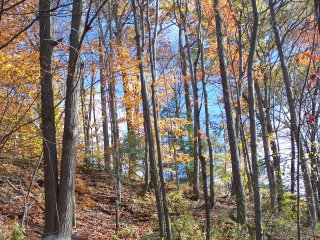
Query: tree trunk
108,62,121,235
213,0,247,224
143,119,150,191
146,0,171,238
235,11,243,140
131,0,165,237
92,90,100,155
98,20,111,170
88,72,95,156
200,155,211,240
265,91,283,208
269,0,317,227
112,3,138,179
240,120,253,194
178,0,200,200
178,13,193,161
290,130,295,194
58,0,84,237
195,0,211,237
255,81,277,211
196,0,215,208
80,75,91,163
308,80,320,217
310,128,320,218
247,0,262,237
39,0,59,234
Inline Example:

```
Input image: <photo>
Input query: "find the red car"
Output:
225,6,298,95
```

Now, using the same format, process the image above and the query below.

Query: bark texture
39,0,59,234
213,0,247,224
58,0,84,237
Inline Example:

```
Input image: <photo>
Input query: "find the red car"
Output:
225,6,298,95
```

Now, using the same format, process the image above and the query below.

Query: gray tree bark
269,0,317,227
255,81,277,211
39,0,59,234
290,130,295,194
98,37,111,170
264,78,283,208
177,8,193,182
58,0,84,237
213,0,247,224
196,0,211,238
108,62,121,235
146,0,171,238
247,0,262,237
196,0,215,209
131,0,165,237
178,0,200,200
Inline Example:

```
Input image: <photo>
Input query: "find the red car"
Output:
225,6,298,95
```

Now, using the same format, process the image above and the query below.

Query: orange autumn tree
0,0,42,158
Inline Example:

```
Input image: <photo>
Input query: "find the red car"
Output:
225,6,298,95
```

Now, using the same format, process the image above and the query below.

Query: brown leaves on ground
0,158,154,240
0,158,319,239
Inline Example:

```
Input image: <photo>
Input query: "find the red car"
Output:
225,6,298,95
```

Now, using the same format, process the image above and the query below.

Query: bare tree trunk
80,75,91,163
234,11,252,195
290,130,295,194
131,0,165,237
98,20,111,170
146,0,171,238
255,81,277,211
234,10,243,140
195,0,215,208
58,0,84,237
143,119,150,191
200,155,211,240
92,90,100,155
269,0,317,227
213,0,247,224
108,62,121,235
265,86,283,208
178,0,200,200
247,0,262,237
307,79,320,217
310,128,320,218
177,10,193,161
88,72,95,156
39,0,58,234
195,0,211,238
240,120,253,194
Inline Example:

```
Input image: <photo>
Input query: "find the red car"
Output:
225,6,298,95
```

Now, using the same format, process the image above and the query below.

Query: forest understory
0,157,318,240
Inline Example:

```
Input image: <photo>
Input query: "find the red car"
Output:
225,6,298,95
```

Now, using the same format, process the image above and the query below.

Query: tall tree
57,0,84,237
196,0,211,238
176,0,193,182
146,0,172,238
196,0,215,208
269,0,318,227
247,0,262,238
131,0,165,237
57,0,107,236
255,80,277,211
213,0,247,224
39,0,58,234
108,59,121,236
264,70,284,208
98,35,111,170
177,0,200,200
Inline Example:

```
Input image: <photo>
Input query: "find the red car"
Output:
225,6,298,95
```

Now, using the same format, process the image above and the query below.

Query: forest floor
0,157,318,239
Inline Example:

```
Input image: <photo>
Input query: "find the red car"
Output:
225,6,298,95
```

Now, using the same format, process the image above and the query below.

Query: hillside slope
0,158,317,239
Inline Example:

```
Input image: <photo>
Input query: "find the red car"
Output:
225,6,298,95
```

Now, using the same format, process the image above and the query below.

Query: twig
21,153,43,228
